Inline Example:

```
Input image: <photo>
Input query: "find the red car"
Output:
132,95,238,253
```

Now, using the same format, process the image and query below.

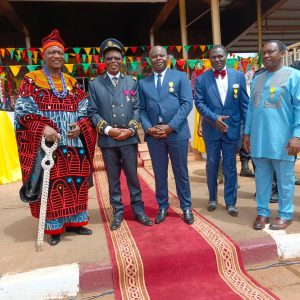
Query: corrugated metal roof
226,0,300,52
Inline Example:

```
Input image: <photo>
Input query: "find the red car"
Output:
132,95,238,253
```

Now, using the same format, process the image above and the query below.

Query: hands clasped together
43,123,82,143
108,128,133,140
146,124,173,139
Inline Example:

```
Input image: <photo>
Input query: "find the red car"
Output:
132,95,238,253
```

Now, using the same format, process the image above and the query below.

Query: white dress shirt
213,67,228,105
154,68,167,123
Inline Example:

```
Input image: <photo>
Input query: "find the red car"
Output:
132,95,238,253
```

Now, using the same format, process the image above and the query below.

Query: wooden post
179,0,189,76
24,26,32,65
150,27,155,47
257,0,262,52
210,0,221,44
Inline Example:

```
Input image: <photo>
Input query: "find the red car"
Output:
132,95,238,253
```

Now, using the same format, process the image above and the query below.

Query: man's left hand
67,122,81,139
286,137,300,156
155,124,173,135
114,129,132,140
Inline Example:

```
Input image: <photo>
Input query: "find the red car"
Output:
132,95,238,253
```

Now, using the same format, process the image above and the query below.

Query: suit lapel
209,70,223,106
103,73,115,97
148,73,159,100
160,69,170,98
224,69,233,107
113,74,125,102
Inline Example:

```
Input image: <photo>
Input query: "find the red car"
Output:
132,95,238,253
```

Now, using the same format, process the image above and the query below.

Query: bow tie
214,69,226,79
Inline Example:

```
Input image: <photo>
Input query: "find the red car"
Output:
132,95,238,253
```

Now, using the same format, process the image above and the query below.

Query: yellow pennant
88,55,92,63
0,49,5,57
33,51,39,64
9,65,22,77
127,56,133,62
95,47,100,54
167,60,171,68
64,64,74,73
176,46,182,53
202,59,211,69
16,50,21,59
200,45,206,52
84,48,92,55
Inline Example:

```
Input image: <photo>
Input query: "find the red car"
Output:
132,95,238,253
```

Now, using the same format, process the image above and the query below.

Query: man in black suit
88,38,153,230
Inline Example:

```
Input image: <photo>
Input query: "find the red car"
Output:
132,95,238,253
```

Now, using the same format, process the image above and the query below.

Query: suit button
113,114,116,117
122,125,125,127
114,124,117,127
121,114,125,117
112,104,115,108
121,104,123,108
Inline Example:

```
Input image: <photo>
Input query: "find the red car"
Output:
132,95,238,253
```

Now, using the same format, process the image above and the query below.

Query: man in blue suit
139,45,194,225
195,45,249,217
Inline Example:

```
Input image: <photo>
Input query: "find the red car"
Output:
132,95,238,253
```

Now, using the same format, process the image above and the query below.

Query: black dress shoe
135,214,153,226
207,201,217,212
183,209,194,225
66,226,93,235
270,191,278,203
48,234,60,246
155,209,168,224
110,215,123,231
295,178,300,186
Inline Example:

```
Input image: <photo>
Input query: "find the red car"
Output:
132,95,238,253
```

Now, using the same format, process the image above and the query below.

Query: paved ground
1,158,300,299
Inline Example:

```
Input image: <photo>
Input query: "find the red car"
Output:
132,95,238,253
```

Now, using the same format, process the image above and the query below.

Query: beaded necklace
42,66,68,98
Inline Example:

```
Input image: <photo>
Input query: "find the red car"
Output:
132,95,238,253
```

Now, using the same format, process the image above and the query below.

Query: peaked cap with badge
100,38,125,58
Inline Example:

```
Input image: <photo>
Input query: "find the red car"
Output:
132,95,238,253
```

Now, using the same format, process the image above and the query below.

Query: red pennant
176,59,185,70
22,49,27,59
0,66,3,73
93,55,99,64
241,59,248,73
97,63,106,71
193,45,198,51
147,46,151,51
169,46,174,52
136,57,141,61
75,54,81,64
130,47,137,54
142,61,148,67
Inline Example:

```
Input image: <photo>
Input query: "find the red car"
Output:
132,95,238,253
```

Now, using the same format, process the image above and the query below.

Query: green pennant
171,58,177,67
257,49,262,68
27,65,39,72
82,54,87,62
27,51,33,60
64,54,69,63
130,61,139,71
163,46,168,51
197,60,203,69
183,45,191,53
187,59,198,69
226,58,236,68
123,57,127,64
9,49,15,60
141,46,146,51
207,45,212,50
145,57,151,65
73,47,81,54
81,63,90,73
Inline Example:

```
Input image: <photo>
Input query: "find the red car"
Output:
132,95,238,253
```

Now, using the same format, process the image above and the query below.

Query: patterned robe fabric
15,70,96,234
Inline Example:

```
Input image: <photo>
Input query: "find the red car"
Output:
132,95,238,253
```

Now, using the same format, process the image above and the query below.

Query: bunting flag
127,56,133,62
241,59,248,73
81,63,90,73
95,47,100,54
82,54,87,62
187,59,198,69
64,64,74,73
75,54,81,64
88,55,93,64
130,61,139,71
145,57,151,65
64,54,69,63
73,47,81,54
130,47,137,54
171,58,177,68
27,51,33,61
176,59,185,70
176,46,182,53
183,45,191,53
124,47,129,53
84,47,92,55
202,59,211,69
163,46,168,51
9,65,22,77
33,51,39,64
200,45,206,52
167,59,172,69
27,65,39,72
93,55,99,64
169,46,174,52
7,48,15,60
0,49,4,57
97,63,106,71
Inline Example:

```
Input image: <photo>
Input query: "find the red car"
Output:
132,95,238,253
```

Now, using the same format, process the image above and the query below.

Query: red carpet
94,160,278,299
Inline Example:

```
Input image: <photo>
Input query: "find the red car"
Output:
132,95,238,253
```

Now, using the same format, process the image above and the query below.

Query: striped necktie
112,76,118,87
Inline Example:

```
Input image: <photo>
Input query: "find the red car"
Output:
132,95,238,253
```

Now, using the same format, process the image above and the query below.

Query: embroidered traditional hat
42,29,65,51
100,38,125,58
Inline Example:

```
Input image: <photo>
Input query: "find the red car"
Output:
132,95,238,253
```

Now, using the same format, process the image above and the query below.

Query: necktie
112,76,118,87
156,73,162,96
214,69,226,79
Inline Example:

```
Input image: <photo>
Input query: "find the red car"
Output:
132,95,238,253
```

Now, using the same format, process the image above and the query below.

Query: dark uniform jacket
88,73,140,148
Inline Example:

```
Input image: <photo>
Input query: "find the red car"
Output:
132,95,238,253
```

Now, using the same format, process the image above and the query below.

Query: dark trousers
101,144,144,216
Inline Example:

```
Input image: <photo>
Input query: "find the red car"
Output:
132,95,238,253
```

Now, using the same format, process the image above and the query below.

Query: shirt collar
154,68,167,78
212,66,227,72
107,72,120,80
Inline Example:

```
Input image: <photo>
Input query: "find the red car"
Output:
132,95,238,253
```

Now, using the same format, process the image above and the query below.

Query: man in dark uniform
88,38,153,230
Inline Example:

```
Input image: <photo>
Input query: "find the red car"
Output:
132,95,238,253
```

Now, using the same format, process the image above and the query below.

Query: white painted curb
264,225,300,259
0,263,79,300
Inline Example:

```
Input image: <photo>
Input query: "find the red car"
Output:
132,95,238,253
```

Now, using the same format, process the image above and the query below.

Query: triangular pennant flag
187,59,198,69
136,57,141,62
176,59,185,70
127,56,133,62
234,60,239,70
73,47,81,54
1,49,5,57
163,46,168,51
95,47,100,54
141,46,146,51
167,59,171,68
22,49,27,59
88,55,92,64
207,45,212,50
9,65,22,77
75,54,81,64
197,60,203,69
16,50,21,61
39,48,43,52
27,51,33,60
176,46,182,53
7,48,15,59
33,51,39,64
147,46,151,51
64,64,74,73
82,54,87,62
241,59,248,73
130,47,137,54
81,63,90,73
97,63,106,71
171,58,177,67
145,57,151,65
64,53,69,63
124,47,129,53
27,65,39,72
183,45,191,53
93,55,99,64
226,58,236,69
169,46,174,52
84,48,92,55
130,61,139,71
193,45,198,51
202,59,211,69
200,45,206,53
